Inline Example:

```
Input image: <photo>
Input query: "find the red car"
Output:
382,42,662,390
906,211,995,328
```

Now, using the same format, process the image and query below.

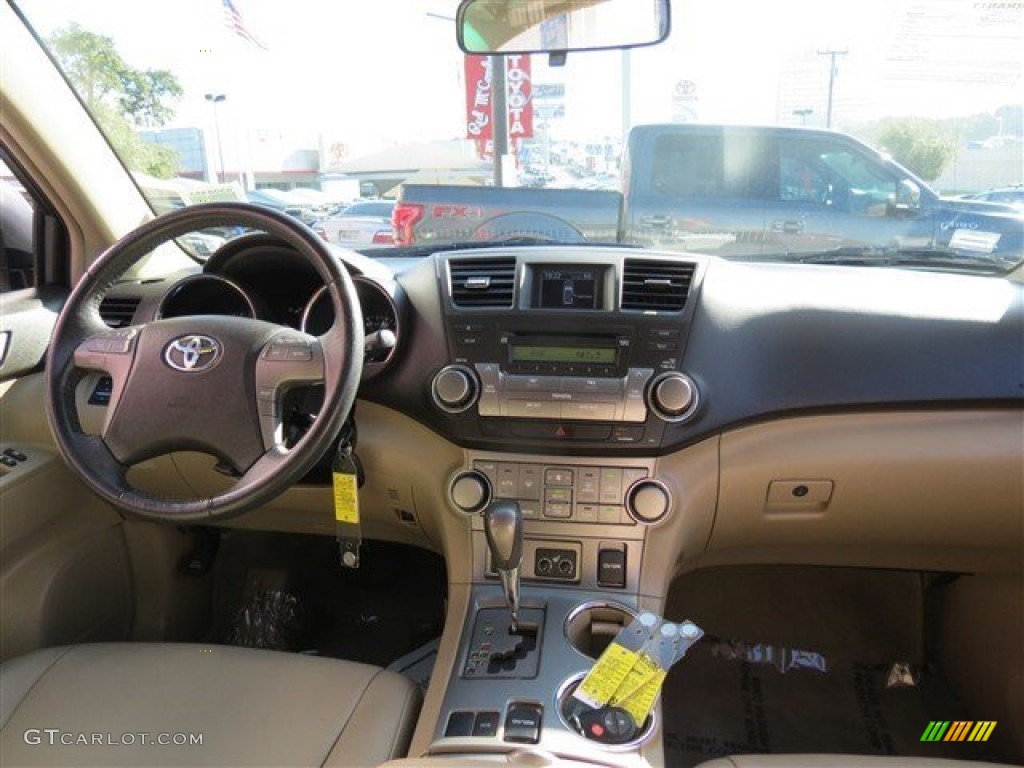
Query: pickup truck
394,124,1024,267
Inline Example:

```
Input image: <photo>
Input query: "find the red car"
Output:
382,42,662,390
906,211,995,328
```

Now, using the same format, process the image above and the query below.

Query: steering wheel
45,202,363,522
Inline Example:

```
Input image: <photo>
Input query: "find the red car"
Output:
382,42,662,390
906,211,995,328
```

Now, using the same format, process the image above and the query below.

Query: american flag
222,0,267,50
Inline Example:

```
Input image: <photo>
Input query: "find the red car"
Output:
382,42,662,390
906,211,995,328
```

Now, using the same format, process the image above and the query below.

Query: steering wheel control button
504,702,543,744
597,546,627,588
626,479,672,524
472,711,500,738
106,329,138,354
444,711,475,738
432,365,479,413
164,334,222,372
263,335,313,362
648,372,699,422
450,470,491,514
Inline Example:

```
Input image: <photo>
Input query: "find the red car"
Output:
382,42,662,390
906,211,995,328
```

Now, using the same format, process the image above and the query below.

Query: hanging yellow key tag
613,620,704,724
333,424,362,569
574,612,659,710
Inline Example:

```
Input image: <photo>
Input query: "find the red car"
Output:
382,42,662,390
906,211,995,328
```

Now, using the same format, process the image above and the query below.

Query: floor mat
662,637,1001,766
212,532,446,667
665,566,924,664
662,566,1003,765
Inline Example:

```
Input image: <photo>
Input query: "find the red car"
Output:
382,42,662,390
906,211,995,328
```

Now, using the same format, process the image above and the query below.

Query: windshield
14,0,1024,271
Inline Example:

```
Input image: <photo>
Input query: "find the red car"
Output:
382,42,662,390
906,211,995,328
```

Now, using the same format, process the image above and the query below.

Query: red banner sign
465,55,493,150
505,54,533,141
465,54,533,159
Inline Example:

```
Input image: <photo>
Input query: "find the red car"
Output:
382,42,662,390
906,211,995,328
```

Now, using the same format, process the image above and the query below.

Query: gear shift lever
483,499,523,632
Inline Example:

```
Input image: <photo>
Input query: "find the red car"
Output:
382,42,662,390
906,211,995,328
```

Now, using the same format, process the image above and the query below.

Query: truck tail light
392,203,424,246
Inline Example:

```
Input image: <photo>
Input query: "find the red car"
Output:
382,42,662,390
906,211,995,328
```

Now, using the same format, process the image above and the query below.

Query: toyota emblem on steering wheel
164,335,222,372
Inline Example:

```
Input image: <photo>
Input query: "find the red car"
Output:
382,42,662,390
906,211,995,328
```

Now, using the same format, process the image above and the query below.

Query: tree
47,23,184,177
876,120,956,182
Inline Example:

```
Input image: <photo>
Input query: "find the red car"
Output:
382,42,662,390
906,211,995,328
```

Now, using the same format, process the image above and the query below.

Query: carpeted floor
209,532,446,667
661,566,1003,766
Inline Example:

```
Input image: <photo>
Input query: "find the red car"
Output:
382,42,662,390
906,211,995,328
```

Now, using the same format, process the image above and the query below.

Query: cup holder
556,673,657,750
564,601,636,659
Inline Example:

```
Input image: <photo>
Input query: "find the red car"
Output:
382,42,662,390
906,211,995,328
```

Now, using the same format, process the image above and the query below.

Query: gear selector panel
463,607,544,679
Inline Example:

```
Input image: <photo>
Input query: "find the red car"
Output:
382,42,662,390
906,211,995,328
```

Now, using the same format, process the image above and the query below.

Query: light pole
793,108,813,126
204,93,227,182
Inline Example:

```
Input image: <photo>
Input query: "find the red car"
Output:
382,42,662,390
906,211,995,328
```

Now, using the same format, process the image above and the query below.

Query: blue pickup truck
393,124,1024,270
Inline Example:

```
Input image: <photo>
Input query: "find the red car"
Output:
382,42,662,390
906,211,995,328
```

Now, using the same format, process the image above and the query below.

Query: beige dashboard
10,362,1012,586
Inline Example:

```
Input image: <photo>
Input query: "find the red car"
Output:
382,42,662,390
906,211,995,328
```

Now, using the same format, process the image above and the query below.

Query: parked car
960,186,1024,210
0,1,1021,767
313,200,396,248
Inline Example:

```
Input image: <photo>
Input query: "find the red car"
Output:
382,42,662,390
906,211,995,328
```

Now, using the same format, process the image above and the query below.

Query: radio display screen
536,266,602,309
510,345,617,365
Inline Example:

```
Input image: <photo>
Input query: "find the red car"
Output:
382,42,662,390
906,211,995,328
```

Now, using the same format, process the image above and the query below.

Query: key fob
573,706,638,745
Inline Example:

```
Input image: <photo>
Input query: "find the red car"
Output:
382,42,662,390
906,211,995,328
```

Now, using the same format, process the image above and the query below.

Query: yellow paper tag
332,471,359,524
609,652,661,706
615,667,666,724
574,643,641,709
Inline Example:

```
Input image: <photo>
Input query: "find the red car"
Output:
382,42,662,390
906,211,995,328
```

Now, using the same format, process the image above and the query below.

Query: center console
431,449,672,764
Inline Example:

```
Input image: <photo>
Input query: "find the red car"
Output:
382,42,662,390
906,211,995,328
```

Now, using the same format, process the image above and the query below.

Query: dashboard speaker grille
621,258,695,311
449,257,516,308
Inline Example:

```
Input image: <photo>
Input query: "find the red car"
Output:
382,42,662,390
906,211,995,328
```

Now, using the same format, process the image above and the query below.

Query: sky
15,0,1024,161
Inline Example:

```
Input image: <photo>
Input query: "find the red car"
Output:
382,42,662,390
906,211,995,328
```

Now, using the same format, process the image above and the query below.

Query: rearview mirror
457,0,670,55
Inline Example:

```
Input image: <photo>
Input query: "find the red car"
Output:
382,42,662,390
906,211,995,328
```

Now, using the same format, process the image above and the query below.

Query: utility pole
816,49,847,128
621,49,632,137
491,55,508,187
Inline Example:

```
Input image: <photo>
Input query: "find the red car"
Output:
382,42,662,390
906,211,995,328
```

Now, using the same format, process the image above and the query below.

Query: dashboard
86,234,1023,604
101,235,1022,463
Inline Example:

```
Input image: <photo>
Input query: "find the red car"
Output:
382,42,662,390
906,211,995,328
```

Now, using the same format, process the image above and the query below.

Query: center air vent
449,257,516,308
98,295,141,328
621,258,695,312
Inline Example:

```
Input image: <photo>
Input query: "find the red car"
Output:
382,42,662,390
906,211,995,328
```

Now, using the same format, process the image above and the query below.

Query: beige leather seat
0,643,421,767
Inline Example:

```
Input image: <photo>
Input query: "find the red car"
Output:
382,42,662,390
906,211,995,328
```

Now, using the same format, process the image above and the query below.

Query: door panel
0,428,132,662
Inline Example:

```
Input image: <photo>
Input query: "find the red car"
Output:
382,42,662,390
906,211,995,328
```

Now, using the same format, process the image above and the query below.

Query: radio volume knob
431,365,478,413
648,372,699,422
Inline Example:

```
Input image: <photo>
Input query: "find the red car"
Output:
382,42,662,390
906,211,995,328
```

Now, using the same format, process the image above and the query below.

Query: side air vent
449,257,516,308
621,259,695,311
98,296,141,328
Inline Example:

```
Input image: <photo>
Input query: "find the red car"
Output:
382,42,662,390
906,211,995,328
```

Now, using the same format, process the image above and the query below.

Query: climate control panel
451,460,672,526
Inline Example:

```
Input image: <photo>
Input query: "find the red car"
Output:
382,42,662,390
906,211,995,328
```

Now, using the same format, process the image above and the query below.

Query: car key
572,706,638,745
